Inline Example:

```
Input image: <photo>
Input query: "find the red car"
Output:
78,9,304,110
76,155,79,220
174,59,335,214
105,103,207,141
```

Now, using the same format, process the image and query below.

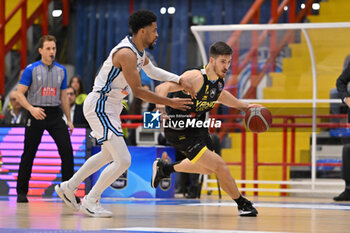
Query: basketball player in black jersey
151,41,258,217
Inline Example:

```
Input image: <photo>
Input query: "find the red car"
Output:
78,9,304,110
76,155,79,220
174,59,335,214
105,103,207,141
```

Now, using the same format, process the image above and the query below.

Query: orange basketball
245,106,272,133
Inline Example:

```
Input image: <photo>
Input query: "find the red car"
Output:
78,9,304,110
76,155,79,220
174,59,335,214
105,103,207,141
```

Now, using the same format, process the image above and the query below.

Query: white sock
67,149,112,191
87,135,131,200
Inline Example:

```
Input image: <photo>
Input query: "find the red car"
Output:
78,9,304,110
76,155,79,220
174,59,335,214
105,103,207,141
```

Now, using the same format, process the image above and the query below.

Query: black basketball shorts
164,128,213,163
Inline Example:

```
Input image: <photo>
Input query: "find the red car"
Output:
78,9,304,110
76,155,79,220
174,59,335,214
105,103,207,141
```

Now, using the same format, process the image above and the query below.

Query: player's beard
214,65,226,79
148,39,157,50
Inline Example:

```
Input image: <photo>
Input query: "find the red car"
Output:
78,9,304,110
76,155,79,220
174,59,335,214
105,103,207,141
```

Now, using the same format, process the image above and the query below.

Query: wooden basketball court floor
0,195,350,233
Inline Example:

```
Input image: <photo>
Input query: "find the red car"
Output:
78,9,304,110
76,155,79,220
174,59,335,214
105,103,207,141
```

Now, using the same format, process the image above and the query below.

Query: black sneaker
333,190,350,201
237,199,258,217
17,194,28,203
151,158,169,188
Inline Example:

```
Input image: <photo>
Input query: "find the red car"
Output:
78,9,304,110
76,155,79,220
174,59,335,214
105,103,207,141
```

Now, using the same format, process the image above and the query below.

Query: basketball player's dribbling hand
246,104,263,110
29,106,47,120
169,98,193,111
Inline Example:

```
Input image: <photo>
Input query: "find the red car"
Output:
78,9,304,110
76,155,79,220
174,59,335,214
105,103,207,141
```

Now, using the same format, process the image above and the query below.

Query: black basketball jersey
165,66,224,129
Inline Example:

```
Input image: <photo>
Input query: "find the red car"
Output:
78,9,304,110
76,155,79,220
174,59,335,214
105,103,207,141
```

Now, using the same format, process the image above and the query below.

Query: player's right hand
30,106,47,120
169,98,193,111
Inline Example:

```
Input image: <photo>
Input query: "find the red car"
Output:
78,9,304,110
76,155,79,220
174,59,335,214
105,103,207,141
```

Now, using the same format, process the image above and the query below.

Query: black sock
234,195,246,206
163,163,175,176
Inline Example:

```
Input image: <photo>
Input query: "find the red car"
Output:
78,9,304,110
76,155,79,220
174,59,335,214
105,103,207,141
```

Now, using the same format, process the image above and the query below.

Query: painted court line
183,202,350,210
110,227,289,233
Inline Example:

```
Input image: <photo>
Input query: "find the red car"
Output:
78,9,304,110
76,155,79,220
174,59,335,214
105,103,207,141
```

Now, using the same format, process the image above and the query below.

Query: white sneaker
55,181,80,211
80,196,112,218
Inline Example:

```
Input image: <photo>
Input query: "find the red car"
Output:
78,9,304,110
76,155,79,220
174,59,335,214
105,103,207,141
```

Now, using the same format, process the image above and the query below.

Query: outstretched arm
116,49,192,111
155,82,183,97
143,57,196,98
218,90,249,111
155,81,184,110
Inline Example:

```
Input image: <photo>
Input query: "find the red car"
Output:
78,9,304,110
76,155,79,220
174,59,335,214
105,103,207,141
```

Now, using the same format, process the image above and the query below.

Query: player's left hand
67,121,74,134
179,77,196,99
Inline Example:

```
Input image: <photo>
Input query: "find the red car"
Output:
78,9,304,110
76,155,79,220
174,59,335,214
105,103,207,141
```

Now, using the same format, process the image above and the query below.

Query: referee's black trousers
16,106,74,195
342,144,350,182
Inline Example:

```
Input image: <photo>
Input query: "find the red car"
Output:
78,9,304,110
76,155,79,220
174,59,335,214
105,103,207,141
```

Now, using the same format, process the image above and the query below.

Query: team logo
143,110,161,129
110,170,128,190
210,88,217,98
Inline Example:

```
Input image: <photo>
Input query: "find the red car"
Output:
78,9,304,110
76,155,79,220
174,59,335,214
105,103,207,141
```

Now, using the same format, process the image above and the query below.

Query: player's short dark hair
209,41,233,58
129,10,157,34
39,35,56,48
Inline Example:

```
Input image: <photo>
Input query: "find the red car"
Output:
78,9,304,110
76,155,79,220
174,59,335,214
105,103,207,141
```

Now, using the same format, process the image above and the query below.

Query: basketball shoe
17,194,28,203
55,181,80,211
80,196,112,218
151,158,169,188
237,198,258,217
333,190,350,201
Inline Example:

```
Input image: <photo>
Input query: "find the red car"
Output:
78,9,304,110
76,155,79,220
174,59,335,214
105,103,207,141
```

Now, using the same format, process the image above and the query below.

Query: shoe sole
55,184,80,211
151,158,160,189
238,210,258,217
80,204,112,218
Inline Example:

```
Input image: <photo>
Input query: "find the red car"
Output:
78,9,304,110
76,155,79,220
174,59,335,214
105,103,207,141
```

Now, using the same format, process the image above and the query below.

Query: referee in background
15,35,76,203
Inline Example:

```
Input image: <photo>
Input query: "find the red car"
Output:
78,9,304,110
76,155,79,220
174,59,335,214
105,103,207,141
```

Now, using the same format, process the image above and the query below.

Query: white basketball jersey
92,36,146,100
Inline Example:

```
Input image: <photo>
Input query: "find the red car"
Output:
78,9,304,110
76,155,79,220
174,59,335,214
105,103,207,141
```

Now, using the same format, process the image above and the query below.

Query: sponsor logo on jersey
41,87,57,96
121,89,129,95
218,82,223,91
195,100,216,112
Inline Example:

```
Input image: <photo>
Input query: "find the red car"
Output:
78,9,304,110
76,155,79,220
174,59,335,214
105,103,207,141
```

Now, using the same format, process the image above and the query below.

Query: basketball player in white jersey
55,10,194,217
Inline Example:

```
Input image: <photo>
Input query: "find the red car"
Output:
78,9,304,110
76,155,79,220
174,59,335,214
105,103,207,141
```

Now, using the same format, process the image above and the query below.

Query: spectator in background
2,91,27,125
62,86,88,127
2,69,24,116
69,75,87,105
